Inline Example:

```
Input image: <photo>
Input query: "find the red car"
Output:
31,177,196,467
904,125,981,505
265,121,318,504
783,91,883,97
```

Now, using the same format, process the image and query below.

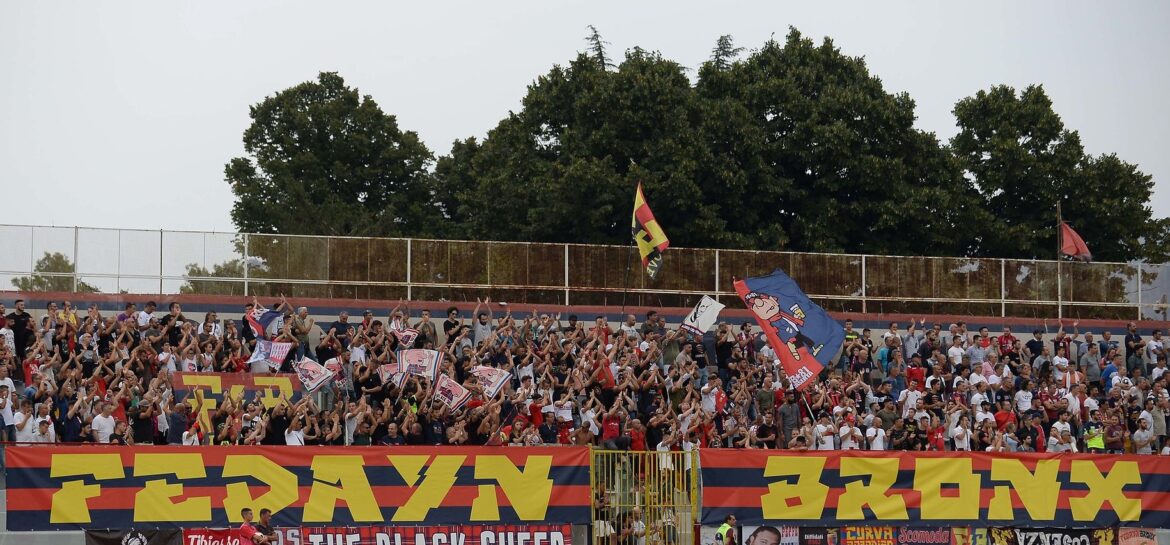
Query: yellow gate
591,449,699,545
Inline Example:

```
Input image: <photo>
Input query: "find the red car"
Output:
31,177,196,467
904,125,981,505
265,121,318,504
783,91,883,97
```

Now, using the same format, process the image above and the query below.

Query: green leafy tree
951,84,1168,261
180,260,247,296
11,252,99,293
225,72,438,238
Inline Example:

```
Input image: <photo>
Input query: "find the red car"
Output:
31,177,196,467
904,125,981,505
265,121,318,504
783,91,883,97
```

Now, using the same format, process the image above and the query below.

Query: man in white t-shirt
1052,348,1070,383
137,301,157,330
1147,330,1165,363
866,417,886,450
91,402,117,443
1015,383,1034,413
814,413,837,450
839,417,862,450
952,416,972,451
12,401,35,443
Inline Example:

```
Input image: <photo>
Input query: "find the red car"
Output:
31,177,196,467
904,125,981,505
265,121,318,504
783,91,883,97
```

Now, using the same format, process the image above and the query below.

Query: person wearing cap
814,412,836,450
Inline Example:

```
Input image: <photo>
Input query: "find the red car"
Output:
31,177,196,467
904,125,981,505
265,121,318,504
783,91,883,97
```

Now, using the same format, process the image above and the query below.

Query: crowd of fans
0,295,1168,456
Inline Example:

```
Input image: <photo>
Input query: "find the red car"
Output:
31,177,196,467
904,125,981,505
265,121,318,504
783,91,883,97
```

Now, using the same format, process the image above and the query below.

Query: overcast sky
2,1,1168,235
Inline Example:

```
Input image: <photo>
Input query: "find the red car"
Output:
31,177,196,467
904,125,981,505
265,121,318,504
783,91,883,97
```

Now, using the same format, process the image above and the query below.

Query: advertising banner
182,527,301,545
699,450,1170,527
85,528,181,545
1118,529,1158,545
987,529,1116,545
173,372,302,431
5,445,591,531
301,524,570,545
840,527,897,545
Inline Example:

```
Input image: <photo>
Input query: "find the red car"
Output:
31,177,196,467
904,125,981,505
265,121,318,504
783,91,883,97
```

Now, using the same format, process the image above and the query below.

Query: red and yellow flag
631,182,670,278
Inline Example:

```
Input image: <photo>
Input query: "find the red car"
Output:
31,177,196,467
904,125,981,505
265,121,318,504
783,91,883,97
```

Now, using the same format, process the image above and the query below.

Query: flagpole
1056,201,1063,321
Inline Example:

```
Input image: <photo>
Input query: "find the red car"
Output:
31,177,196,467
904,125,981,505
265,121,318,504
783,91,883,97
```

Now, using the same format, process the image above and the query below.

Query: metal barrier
592,449,699,545
2,223,1167,319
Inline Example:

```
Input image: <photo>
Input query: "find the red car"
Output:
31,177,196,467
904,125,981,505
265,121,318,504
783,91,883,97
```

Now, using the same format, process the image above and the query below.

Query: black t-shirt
715,340,734,368
264,414,290,446
443,319,461,342
6,311,31,336
1025,339,1045,362
382,434,406,446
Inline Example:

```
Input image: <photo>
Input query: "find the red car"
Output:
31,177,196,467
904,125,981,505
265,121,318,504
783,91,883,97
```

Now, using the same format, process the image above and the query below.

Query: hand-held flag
734,269,845,390
433,373,473,411
631,182,670,279
247,305,282,340
1059,222,1092,262
295,358,332,392
681,295,726,336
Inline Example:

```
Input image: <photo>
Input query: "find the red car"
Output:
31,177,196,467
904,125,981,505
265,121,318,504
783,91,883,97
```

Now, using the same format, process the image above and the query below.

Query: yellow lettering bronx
988,458,1060,520
836,457,907,520
761,456,829,519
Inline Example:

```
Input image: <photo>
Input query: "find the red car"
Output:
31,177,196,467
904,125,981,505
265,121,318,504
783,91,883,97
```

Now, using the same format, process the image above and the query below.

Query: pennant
398,348,443,382
472,365,512,399
247,339,294,372
681,295,726,336
631,182,670,279
433,373,473,411
1060,222,1092,262
735,269,845,390
294,358,332,393
246,305,282,340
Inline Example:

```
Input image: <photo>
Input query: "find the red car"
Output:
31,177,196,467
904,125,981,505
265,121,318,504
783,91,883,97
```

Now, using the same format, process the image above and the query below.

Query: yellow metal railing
591,449,699,545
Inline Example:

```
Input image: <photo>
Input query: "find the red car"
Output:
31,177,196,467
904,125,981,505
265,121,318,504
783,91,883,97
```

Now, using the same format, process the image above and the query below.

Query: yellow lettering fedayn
471,455,554,520
391,454,464,521
303,455,381,522
132,453,212,521
222,455,299,522
49,453,124,523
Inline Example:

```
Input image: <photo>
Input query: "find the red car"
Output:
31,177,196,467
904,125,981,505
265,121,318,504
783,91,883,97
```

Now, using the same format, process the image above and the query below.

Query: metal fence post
861,255,867,314
563,244,570,306
1137,264,1143,320
158,230,164,295
243,233,250,297
1000,259,1007,318
72,226,79,292
406,238,413,301
714,249,720,302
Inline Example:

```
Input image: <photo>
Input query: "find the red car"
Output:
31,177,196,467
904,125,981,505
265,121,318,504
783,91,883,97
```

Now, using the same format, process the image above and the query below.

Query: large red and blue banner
734,269,845,390
5,445,591,531
700,450,1170,528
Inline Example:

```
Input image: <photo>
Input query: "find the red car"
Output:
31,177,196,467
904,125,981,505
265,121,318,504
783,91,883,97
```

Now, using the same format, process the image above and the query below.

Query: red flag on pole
1059,222,1092,262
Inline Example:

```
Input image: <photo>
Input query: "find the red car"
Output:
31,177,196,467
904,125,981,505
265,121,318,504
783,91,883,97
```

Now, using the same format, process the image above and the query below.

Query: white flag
681,295,725,336
471,365,511,399
295,358,332,393
433,373,473,411
248,339,294,373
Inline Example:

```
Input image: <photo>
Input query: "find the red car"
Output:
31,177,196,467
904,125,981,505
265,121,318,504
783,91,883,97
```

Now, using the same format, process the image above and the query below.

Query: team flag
246,304,282,340
471,365,511,399
681,295,726,336
247,339,294,372
631,182,670,279
294,358,332,392
377,360,408,390
398,348,443,382
389,317,420,346
1060,222,1092,262
433,373,473,411
734,269,845,390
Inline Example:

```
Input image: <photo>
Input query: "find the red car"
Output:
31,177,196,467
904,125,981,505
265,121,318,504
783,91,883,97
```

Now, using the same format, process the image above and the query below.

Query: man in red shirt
239,508,268,544
993,400,1017,431
997,326,1018,358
